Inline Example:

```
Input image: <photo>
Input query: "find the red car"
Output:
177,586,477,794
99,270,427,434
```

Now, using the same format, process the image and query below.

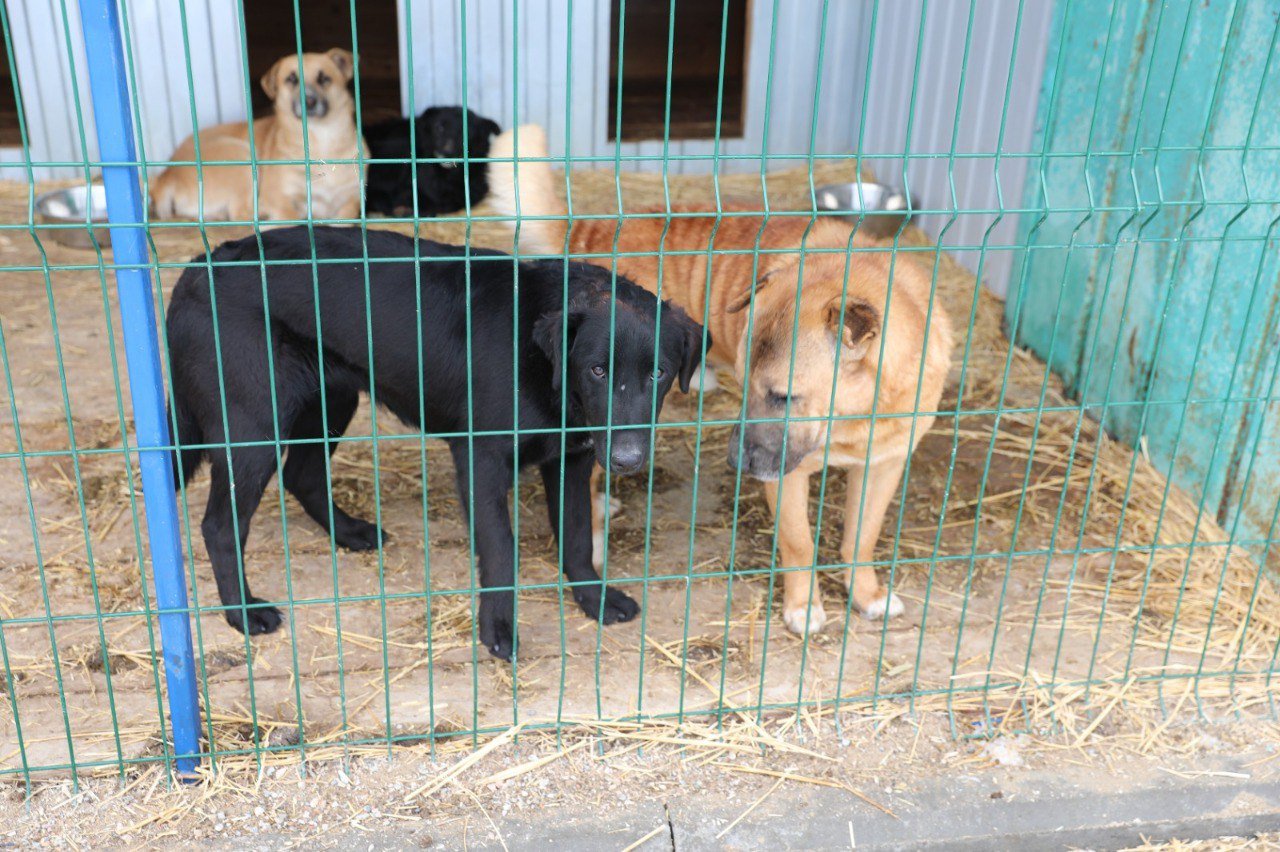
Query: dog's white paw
782,605,827,635
592,529,604,569
861,592,904,621
595,493,622,519
686,366,720,394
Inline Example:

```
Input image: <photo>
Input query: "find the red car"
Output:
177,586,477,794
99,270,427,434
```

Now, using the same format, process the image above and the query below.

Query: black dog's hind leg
202,444,284,635
540,451,639,625
282,387,384,551
450,442,518,660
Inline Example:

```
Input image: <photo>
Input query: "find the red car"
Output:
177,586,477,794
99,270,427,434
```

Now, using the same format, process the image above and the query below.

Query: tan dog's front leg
763,470,825,634
590,466,605,569
588,465,622,569
842,457,906,621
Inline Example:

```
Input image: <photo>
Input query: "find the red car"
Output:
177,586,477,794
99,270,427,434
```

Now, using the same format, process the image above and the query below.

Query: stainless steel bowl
35,185,112,249
815,181,912,238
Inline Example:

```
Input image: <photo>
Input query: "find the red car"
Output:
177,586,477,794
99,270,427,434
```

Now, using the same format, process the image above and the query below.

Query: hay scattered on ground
0,160,1277,791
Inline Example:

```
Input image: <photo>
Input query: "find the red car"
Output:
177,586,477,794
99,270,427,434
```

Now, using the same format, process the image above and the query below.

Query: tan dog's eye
317,71,330,87
285,72,299,87
766,390,796,407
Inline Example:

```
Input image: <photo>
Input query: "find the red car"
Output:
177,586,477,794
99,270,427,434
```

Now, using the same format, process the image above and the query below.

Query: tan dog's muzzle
728,421,817,481
293,88,329,119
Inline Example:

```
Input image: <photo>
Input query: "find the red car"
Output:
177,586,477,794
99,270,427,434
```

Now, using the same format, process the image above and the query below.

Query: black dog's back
364,106,500,216
166,227,537,451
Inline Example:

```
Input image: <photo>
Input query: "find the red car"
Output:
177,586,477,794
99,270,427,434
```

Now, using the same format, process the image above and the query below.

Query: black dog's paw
574,585,640,625
334,518,386,552
478,592,517,661
225,597,283,636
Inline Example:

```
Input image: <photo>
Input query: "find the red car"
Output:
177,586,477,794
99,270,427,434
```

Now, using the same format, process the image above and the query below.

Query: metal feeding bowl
35,184,112,250
816,181,912,238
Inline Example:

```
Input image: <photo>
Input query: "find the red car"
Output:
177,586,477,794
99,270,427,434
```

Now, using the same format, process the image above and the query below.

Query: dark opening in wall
0,25,22,146
609,0,748,142
244,0,401,124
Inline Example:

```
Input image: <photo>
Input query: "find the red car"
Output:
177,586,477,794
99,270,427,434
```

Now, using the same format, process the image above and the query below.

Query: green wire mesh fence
0,0,1278,787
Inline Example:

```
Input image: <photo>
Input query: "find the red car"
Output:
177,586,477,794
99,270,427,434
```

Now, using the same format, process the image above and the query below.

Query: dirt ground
1,164,1279,840
2,706,1279,848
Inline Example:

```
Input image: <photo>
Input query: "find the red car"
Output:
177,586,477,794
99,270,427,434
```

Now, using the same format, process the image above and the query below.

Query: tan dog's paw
596,492,622,519
782,605,827,635
860,592,904,621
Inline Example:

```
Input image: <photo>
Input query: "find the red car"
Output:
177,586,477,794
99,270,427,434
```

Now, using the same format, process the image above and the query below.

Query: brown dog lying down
488,125,954,635
150,50,366,222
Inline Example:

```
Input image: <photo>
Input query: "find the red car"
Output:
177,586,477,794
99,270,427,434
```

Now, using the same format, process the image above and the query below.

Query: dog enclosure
0,0,1278,789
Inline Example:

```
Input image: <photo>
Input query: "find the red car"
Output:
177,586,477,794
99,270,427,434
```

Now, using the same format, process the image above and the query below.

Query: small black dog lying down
166,226,706,660
363,106,500,216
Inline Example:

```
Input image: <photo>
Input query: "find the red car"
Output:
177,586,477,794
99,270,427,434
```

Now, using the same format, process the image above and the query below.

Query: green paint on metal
1010,0,1280,566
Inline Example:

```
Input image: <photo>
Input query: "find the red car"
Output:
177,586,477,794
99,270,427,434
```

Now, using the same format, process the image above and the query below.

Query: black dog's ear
533,309,582,391
476,117,501,139
667,304,710,394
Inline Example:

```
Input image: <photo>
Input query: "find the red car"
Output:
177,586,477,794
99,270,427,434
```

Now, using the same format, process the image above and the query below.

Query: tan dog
150,50,366,222
488,125,953,635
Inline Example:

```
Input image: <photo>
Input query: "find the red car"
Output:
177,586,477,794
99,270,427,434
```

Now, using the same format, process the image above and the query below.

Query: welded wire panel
0,0,1277,785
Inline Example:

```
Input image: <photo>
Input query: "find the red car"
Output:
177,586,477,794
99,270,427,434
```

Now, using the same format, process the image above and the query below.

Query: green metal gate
0,0,1277,787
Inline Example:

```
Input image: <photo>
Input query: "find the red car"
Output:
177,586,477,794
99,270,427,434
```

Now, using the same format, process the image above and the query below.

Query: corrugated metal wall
2,0,245,182
2,0,96,182
1007,0,1280,566
400,0,864,179
398,0,1054,295
861,1,1055,297
4,0,1053,293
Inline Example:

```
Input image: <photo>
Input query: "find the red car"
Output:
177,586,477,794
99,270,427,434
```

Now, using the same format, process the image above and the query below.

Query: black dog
364,106,500,216
165,226,706,660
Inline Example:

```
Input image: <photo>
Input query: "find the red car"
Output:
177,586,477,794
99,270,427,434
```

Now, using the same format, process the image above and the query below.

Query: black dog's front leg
541,451,640,626
450,442,518,660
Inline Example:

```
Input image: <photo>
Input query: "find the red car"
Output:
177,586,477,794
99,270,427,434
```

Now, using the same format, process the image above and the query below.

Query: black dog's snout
611,444,644,473
608,432,647,474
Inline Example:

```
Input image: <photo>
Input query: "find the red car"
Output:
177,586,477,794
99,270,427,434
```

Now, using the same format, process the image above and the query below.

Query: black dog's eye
285,72,299,87
767,390,797,407
591,365,607,379
317,71,330,87
651,367,666,381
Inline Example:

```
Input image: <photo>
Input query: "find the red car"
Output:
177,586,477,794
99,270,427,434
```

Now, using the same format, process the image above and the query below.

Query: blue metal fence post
77,0,202,776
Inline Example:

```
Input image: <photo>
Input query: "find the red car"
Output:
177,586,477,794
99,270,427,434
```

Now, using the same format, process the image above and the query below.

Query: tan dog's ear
725,289,753,315
260,57,286,99
326,48,355,82
725,262,792,314
827,297,879,360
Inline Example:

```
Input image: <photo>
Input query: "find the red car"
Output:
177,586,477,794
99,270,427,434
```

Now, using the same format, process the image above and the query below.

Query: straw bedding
0,164,1276,783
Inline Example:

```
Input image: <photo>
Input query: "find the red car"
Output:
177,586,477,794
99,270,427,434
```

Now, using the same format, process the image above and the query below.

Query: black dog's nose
609,442,645,474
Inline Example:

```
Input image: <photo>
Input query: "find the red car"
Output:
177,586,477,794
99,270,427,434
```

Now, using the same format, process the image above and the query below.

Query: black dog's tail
168,397,204,488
